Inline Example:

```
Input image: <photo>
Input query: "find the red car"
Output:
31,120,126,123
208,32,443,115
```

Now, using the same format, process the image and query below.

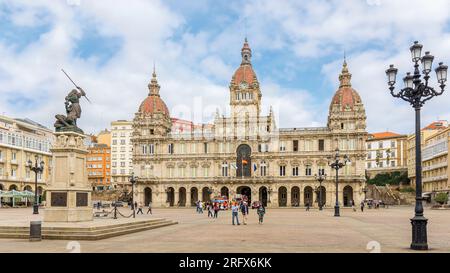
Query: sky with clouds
1,0,450,135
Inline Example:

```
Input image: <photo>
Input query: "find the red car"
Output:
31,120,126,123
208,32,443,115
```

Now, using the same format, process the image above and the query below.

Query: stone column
251,188,258,204
299,186,304,207
287,187,291,207
44,132,93,222
186,188,192,207
174,189,179,207
270,187,278,208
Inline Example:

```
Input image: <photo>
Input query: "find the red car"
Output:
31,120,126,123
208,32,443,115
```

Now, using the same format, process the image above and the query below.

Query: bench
93,210,110,217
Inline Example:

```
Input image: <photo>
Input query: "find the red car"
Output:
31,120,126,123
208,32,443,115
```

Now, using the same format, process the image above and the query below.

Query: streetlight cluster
328,148,351,217
26,155,45,215
314,173,326,210
385,41,447,251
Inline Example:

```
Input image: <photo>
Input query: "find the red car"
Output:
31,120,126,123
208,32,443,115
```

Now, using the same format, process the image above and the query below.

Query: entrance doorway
236,186,251,203
259,186,268,207
343,185,354,207
167,187,175,207
220,187,229,199
291,186,300,207
304,186,313,206
202,187,211,202
278,186,287,207
144,187,152,206
190,187,198,206
179,187,186,207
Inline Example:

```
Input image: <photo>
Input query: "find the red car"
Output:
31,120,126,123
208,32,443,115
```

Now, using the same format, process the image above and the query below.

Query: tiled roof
423,121,448,130
369,131,402,140
233,64,256,84
139,95,169,116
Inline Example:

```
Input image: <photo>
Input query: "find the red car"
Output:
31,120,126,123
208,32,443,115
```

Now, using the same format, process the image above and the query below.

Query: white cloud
0,0,449,136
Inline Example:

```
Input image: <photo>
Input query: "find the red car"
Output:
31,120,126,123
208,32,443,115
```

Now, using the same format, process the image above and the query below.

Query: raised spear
61,69,92,103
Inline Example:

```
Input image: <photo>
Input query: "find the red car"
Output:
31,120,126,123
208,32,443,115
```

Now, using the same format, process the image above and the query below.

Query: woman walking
257,204,266,224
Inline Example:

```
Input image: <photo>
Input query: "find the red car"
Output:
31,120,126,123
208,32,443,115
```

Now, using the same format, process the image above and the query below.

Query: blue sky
1,0,450,134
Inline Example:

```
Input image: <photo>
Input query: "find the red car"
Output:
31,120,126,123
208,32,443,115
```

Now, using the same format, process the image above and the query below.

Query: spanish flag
242,159,248,165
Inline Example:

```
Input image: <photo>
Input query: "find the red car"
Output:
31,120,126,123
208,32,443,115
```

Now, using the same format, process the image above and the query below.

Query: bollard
30,221,42,242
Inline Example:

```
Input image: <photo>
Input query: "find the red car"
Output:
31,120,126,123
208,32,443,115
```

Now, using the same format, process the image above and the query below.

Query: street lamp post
329,148,350,217
129,173,138,218
26,155,44,215
385,41,447,250
314,173,326,211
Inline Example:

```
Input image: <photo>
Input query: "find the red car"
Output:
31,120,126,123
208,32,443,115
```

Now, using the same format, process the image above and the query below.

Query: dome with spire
231,38,258,85
138,68,170,116
330,60,362,111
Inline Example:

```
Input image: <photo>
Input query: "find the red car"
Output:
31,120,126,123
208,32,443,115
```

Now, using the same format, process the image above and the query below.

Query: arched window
260,161,267,176
236,144,251,177
305,164,312,176
221,162,228,177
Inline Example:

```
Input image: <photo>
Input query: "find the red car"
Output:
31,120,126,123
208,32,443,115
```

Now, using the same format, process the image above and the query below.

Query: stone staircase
0,218,177,240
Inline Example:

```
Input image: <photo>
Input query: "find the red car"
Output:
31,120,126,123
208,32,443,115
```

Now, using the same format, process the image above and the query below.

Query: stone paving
0,206,449,253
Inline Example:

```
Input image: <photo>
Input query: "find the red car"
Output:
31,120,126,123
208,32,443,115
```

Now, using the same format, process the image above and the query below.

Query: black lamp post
315,173,326,211
26,155,44,215
386,41,447,251
129,173,138,218
329,148,350,217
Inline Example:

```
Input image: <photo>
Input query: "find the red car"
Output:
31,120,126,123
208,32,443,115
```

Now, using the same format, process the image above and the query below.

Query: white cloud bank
0,0,449,135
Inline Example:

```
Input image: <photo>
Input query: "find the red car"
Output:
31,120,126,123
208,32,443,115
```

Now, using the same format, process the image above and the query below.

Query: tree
367,171,410,186
434,192,448,205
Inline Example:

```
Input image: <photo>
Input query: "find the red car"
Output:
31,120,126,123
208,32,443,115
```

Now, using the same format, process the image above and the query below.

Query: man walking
207,202,214,218
136,202,144,214
257,204,266,224
360,200,365,212
306,202,310,211
240,201,249,225
213,203,219,218
146,202,152,214
231,202,240,225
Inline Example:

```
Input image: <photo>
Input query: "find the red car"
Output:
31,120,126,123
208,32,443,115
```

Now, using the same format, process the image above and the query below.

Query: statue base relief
44,131,93,222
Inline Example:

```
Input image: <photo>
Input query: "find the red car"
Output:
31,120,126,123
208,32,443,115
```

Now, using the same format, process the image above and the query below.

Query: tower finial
339,57,352,88
148,63,160,96
241,38,252,65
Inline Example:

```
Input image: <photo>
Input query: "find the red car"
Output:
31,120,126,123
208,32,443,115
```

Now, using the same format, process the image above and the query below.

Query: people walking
207,202,214,218
351,200,356,212
240,201,249,225
213,203,219,218
257,204,266,224
134,201,138,211
231,202,240,225
199,201,203,214
306,202,310,211
136,202,144,214
146,202,152,214
360,200,365,212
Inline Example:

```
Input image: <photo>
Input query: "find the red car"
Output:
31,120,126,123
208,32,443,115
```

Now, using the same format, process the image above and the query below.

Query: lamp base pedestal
410,216,428,250
334,205,340,217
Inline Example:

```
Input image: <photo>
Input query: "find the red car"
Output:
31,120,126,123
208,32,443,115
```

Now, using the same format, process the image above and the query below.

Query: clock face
239,82,248,89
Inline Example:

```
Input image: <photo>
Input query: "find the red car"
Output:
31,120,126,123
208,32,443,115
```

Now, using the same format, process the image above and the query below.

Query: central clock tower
229,38,262,119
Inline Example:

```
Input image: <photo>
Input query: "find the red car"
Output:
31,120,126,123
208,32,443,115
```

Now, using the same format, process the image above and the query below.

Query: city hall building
132,39,368,208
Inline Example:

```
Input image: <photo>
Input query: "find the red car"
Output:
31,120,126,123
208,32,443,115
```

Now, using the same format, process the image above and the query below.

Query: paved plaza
0,206,449,253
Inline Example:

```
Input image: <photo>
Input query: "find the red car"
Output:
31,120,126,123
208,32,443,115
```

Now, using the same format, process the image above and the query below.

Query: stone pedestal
44,132,93,222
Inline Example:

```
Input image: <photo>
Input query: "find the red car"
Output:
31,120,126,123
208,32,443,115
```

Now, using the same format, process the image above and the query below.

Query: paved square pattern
0,206,449,253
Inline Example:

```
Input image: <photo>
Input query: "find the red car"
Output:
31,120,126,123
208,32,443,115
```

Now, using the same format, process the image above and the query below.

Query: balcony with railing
423,174,448,183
